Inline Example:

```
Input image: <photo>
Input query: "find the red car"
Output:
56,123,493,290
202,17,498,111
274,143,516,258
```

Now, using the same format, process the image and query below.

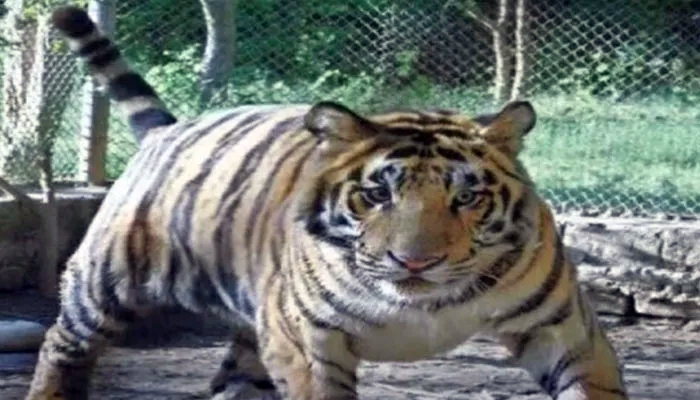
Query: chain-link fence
1,0,699,217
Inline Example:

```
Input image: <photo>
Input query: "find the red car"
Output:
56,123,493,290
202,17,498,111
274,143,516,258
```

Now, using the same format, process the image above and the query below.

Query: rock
0,320,47,352
0,352,38,373
559,217,700,319
682,320,700,332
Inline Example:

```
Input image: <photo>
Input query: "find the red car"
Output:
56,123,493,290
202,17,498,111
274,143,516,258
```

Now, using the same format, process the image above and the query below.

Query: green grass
49,77,700,216
521,94,700,214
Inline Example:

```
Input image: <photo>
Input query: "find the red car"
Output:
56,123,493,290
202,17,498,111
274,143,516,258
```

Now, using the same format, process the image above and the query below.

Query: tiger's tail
51,6,177,142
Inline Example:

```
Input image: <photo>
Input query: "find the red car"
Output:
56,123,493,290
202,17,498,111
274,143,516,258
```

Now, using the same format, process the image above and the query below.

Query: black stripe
311,353,358,385
553,375,584,398
481,197,496,222
211,374,276,393
108,72,159,101
482,169,497,185
542,347,585,395
386,146,420,159
129,110,177,138
122,112,246,300
288,248,345,331
321,142,385,178
215,116,302,291
410,133,438,145
238,286,255,319
486,220,505,233
125,219,148,290
58,310,90,343
436,146,466,161
78,38,112,56
90,131,179,232
213,194,245,309
428,250,516,312
244,134,314,280
347,167,363,182
511,198,526,223
215,114,298,215
52,8,95,38
191,267,230,312
512,333,533,359
70,270,117,339
88,47,121,69
322,253,400,309
435,128,470,139
172,112,265,246
301,250,383,327
289,280,339,330
98,244,136,323
165,244,182,304
529,298,573,331
511,299,573,360
493,240,565,326
489,155,525,183
472,147,486,158
275,283,304,354
52,343,88,360
384,124,466,138
499,185,511,209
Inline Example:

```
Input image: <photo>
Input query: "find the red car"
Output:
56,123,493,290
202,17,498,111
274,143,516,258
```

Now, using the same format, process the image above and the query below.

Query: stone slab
0,320,47,352
560,216,700,319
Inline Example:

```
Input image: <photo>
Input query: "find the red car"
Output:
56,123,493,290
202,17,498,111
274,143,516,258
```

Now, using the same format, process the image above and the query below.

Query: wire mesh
0,0,698,217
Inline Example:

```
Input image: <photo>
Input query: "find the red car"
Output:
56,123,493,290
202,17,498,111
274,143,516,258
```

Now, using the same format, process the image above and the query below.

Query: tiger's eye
363,186,392,204
454,190,480,208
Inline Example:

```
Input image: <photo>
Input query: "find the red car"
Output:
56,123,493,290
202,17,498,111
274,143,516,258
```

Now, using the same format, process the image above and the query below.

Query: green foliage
22,0,88,20
143,45,202,115
554,42,699,101
97,59,700,214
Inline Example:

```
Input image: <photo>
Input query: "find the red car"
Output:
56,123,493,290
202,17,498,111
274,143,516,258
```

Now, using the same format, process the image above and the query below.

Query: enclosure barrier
1,0,698,218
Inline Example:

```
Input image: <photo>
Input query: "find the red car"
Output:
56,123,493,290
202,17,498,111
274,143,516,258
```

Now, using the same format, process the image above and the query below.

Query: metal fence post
77,0,116,186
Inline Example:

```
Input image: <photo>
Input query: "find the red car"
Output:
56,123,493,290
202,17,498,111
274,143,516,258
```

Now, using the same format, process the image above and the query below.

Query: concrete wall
0,188,106,290
1,189,698,319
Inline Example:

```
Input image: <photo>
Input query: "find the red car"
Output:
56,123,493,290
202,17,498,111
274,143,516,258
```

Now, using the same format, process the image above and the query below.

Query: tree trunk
493,0,512,104
78,0,116,186
510,0,529,100
198,0,236,109
463,0,513,104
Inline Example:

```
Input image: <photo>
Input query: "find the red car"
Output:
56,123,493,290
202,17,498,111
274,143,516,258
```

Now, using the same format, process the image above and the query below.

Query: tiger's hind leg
209,328,280,400
25,264,137,400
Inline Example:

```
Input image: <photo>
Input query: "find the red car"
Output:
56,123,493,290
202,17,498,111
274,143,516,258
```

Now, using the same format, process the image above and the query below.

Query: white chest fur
351,307,483,362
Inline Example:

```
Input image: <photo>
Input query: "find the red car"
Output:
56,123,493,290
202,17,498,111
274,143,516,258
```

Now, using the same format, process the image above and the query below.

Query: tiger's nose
388,251,446,271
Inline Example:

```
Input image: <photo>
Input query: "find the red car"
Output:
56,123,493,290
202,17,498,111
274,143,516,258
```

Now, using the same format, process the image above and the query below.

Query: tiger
26,6,628,400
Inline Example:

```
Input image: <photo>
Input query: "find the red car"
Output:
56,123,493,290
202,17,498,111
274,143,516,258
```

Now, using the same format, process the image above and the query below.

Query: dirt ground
1,290,699,400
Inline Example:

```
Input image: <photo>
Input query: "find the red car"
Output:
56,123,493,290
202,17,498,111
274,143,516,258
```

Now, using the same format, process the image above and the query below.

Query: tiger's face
300,101,538,295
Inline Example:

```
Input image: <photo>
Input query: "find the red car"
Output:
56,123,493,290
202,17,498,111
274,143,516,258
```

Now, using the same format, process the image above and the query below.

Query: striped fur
27,7,627,400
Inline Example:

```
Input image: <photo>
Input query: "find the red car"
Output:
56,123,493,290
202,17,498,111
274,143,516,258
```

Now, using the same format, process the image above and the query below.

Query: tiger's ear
304,101,379,144
476,101,536,157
